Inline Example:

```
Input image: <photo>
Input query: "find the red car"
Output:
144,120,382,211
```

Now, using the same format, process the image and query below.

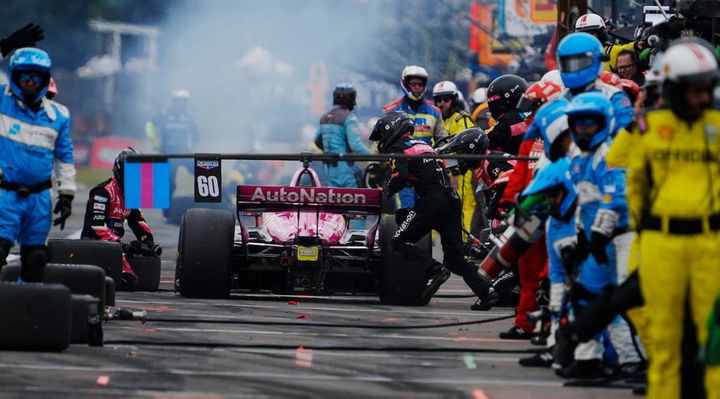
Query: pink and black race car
174,164,432,305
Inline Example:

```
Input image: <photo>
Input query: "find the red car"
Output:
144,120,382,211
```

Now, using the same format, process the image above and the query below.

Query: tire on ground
0,263,106,310
0,282,72,351
378,215,431,306
176,208,234,298
71,294,102,345
129,256,161,292
105,277,116,306
48,239,122,286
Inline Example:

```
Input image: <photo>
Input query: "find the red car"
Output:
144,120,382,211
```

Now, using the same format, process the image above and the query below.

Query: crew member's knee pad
20,245,48,282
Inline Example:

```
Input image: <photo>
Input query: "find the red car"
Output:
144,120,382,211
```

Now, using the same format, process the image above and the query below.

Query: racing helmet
486,74,529,120
557,33,608,90
660,40,719,119
524,97,570,161
574,13,608,42
113,147,138,190
619,79,640,104
8,47,51,104
432,80,459,106
333,83,357,111
369,111,414,153
541,70,565,89
400,65,429,101
522,157,576,220
436,127,490,174
516,80,564,117
599,71,621,87
565,92,614,151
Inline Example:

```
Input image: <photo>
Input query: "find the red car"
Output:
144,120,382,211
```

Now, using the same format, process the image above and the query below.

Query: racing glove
0,23,44,57
52,194,73,230
590,209,618,264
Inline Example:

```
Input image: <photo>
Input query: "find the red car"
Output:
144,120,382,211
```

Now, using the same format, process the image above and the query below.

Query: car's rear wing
236,185,382,214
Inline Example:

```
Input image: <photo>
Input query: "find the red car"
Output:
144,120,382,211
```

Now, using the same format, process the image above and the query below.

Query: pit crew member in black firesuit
81,148,161,289
369,111,490,305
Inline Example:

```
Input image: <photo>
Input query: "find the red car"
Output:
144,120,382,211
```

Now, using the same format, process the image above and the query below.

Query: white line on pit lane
108,343,521,362
0,362,562,387
116,299,511,318
113,326,515,343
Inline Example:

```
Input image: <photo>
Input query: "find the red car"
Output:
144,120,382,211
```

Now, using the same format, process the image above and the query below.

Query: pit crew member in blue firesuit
557,32,634,133
314,83,371,187
0,45,76,283
562,92,644,378
369,111,490,306
81,149,160,289
384,65,446,208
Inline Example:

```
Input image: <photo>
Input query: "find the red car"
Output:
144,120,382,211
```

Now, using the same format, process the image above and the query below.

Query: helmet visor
559,55,595,73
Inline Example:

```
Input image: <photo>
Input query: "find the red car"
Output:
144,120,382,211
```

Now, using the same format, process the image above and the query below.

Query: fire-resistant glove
590,209,619,264
52,194,73,230
0,23,44,57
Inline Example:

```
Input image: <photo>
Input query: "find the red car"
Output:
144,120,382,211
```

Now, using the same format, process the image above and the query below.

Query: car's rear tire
378,215,431,306
176,208,234,298
129,256,161,292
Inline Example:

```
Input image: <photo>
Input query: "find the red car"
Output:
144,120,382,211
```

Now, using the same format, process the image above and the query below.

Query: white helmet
661,42,718,82
541,69,565,89
470,87,488,105
432,80,459,98
401,65,429,101
661,40,719,118
172,88,191,99
574,13,606,32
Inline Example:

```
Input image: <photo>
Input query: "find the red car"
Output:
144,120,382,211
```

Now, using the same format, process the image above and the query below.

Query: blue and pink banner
124,160,170,209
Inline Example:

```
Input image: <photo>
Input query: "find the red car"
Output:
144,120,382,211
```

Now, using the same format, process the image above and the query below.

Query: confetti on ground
463,355,477,369
472,389,489,399
288,300,299,305
96,375,110,386
295,346,313,368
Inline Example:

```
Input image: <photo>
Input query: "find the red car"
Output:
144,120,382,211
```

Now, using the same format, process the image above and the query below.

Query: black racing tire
48,239,123,286
378,215,430,306
105,277,116,306
70,294,101,345
0,263,106,310
176,208,234,298
0,282,72,351
128,256,161,292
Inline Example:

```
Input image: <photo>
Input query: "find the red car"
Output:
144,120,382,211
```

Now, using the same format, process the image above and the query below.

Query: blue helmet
523,157,576,220
7,47,52,104
524,98,570,161
556,33,607,90
565,92,613,151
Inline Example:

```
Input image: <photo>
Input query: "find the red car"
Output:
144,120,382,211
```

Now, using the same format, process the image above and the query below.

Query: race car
174,162,432,305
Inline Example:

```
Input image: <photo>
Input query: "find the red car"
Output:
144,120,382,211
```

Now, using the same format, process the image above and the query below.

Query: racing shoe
421,267,451,301
519,348,555,368
471,288,498,311
499,326,534,340
555,359,604,379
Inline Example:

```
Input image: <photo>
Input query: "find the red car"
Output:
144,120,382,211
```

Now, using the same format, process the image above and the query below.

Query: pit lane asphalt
0,200,637,399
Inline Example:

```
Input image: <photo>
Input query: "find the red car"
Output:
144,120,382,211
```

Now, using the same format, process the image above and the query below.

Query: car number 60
197,175,220,197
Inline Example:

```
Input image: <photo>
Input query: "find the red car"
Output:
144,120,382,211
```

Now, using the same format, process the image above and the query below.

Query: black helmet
113,147,137,189
369,111,414,153
333,83,357,111
437,127,489,174
486,74,529,120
